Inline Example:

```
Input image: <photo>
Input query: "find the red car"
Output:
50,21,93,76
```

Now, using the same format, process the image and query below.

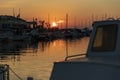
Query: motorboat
50,19,120,80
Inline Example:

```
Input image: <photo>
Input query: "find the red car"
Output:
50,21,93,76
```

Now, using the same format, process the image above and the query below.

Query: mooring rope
9,67,23,80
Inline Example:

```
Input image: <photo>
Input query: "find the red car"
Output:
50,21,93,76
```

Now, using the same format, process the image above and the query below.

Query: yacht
50,19,120,80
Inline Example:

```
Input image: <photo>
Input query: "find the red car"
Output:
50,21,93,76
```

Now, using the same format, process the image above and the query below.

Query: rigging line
9,67,23,80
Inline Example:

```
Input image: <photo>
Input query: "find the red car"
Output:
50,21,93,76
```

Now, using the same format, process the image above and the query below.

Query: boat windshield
92,24,118,52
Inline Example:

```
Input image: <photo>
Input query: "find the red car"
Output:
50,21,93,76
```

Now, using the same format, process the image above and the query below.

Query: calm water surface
0,37,90,80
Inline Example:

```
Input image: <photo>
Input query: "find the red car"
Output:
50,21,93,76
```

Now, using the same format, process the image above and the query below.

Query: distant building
0,15,30,29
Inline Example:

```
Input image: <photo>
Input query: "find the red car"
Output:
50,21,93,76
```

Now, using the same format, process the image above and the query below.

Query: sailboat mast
13,8,15,17
19,8,20,18
66,13,68,29
74,16,76,28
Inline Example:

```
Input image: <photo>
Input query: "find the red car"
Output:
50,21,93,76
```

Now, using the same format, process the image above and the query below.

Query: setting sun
52,22,58,27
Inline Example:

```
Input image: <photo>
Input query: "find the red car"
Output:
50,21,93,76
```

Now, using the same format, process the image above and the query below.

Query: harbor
1,18,120,80
0,0,120,80
0,13,91,80
0,15,91,42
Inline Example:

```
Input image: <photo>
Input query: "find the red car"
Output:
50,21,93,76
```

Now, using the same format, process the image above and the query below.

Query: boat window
92,24,118,52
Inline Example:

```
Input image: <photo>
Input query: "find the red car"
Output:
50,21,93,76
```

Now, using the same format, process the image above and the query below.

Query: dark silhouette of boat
50,19,120,80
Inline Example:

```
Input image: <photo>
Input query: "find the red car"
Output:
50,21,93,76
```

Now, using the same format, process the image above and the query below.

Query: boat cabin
87,20,119,57
50,19,120,80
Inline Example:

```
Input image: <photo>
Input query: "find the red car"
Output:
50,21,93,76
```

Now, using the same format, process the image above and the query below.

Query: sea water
0,37,89,80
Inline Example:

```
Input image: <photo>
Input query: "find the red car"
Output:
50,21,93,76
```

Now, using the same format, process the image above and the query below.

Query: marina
0,14,120,80
0,1,119,79
0,15,91,42
0,14,91,80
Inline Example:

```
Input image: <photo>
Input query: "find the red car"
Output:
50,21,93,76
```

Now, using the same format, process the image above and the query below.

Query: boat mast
19,8,21,18
48,14,50,24
66,13,68,29
13,8,15,17
74,16,76,28
66,13,69,57
17,8,20,18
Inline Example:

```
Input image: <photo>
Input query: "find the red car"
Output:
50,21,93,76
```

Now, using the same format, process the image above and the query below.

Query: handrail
65,53,86,61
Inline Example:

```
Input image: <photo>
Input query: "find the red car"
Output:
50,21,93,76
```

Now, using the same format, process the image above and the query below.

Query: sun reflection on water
0,37,89,80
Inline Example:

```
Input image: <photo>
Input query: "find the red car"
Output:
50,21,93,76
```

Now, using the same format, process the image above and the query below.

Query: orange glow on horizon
1,0,120,28
57,20,64,23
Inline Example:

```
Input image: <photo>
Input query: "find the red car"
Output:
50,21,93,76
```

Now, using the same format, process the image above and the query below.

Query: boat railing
65,53,86,61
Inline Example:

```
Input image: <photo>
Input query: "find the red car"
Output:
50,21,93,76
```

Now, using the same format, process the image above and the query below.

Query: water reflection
0,38,90,61
0,37,90,80
0,40,37,61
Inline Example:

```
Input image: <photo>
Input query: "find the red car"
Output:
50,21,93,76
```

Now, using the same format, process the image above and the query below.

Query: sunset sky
0,0,120,28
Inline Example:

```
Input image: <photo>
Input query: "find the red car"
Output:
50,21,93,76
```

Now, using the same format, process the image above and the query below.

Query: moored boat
50,19,120,80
